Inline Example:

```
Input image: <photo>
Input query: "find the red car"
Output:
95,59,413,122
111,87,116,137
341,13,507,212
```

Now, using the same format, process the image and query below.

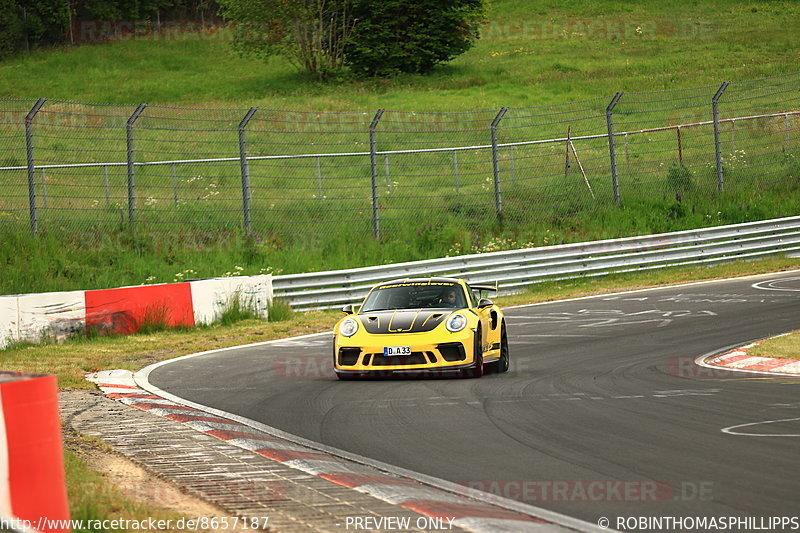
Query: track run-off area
145,271,800,526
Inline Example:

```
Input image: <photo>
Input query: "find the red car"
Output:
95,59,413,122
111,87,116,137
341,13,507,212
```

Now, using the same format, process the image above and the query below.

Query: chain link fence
1,71,799,244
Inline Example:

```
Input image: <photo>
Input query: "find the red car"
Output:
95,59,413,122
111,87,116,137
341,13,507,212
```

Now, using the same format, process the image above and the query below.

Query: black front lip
335,360,477,376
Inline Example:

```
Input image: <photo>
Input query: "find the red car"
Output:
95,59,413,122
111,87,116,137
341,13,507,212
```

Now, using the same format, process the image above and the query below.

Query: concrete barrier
190,275,272,325
0,297,19,350
0,275,273,347
17,292,85,344
85,283,194,335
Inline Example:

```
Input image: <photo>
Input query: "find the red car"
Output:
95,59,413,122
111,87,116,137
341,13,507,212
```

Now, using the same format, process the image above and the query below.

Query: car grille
437,342,466,362
338,348,361,366
370,352,430,366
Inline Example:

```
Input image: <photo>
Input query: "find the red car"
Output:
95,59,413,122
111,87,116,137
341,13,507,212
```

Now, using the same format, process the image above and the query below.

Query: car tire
461,328,484,378
492,322,510,374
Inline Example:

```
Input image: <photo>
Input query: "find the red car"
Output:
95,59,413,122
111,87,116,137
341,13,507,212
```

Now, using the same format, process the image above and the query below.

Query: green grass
217,292,260,326
267,298,294,323
1,172,798,295
1,1,799,108
748,331,800,361
0,310,338,389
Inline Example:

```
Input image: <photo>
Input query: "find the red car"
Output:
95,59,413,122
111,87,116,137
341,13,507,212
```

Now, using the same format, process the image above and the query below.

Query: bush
666,162,694,195
345,0,486,76
268,298,293,322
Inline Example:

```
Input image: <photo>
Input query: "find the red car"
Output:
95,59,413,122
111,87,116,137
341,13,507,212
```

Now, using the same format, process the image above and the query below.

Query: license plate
383,346,411,356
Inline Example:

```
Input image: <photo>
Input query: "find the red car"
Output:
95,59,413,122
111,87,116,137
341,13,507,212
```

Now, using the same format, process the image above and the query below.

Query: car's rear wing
471,281,498,293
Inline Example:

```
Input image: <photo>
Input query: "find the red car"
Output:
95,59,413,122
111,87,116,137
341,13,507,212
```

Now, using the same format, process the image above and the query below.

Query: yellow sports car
334,278,509,379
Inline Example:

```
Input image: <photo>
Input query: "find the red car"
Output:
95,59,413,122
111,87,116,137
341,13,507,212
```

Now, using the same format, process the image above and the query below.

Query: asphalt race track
149,271,800,525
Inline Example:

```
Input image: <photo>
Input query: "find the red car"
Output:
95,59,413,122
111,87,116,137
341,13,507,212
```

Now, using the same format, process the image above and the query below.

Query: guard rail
272,216,800,310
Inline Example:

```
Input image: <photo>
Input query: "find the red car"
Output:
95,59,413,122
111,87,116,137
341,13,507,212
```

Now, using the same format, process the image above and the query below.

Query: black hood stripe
360,310,452,334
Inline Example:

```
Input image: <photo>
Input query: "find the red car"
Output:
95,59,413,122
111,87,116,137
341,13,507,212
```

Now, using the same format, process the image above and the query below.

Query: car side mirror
341,304,356,315
478,298,493,309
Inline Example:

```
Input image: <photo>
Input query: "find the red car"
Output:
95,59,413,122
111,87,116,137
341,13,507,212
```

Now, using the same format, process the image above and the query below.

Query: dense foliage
345,0,486,76
217,0,354,78
217,0,486,78
0,0,220,56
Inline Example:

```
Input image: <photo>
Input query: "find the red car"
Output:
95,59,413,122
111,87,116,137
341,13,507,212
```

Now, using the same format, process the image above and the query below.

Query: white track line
134,335,603,532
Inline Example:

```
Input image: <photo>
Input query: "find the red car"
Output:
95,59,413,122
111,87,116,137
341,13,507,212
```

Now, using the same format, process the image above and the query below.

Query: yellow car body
333,278,509,379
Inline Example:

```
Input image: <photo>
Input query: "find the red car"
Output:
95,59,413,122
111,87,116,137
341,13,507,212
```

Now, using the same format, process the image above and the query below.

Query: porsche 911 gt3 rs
334,278,509,379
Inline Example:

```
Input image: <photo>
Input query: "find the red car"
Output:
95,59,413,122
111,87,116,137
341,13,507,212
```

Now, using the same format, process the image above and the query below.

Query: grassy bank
0,1,798,109
2,176,799,295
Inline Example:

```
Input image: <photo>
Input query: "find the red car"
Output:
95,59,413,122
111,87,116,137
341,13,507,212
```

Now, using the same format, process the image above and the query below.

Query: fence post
369,109,384,240
25,98,46,233
491,107,509,225
712,82,730,193
126,103,147,232
605,92,623,205
238,107,258,234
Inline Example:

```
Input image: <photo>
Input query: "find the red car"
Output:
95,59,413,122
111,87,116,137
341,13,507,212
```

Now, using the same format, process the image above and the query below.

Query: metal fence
273,215,800,310
1,71,799,242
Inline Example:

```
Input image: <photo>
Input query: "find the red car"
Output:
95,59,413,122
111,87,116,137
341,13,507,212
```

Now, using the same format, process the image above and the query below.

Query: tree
0,0,222,56
217,0,355,79
0,0,23,56
345,0,486,77
0,0,71,56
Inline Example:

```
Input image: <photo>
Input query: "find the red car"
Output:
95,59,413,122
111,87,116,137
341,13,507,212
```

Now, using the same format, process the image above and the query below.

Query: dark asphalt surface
150,271,800,526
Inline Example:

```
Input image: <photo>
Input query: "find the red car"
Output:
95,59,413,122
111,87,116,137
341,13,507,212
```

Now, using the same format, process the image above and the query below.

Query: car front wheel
492,322,510,374
461,328,484,378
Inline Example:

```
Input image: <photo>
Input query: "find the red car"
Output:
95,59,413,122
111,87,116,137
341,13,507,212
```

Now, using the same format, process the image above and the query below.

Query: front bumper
334,328,478,374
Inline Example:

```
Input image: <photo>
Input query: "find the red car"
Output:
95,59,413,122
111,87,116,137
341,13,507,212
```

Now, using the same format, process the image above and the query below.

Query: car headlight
339,318,359,337
446,313,467,333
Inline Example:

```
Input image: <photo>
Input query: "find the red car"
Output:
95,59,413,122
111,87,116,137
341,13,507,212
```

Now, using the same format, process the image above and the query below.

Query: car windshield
360,282,466,312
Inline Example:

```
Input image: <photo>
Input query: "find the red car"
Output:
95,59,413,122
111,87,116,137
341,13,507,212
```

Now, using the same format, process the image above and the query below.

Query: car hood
357,309,459,334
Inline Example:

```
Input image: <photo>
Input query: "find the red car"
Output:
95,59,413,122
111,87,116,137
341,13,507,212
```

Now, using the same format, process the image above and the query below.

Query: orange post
0,372,70,533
